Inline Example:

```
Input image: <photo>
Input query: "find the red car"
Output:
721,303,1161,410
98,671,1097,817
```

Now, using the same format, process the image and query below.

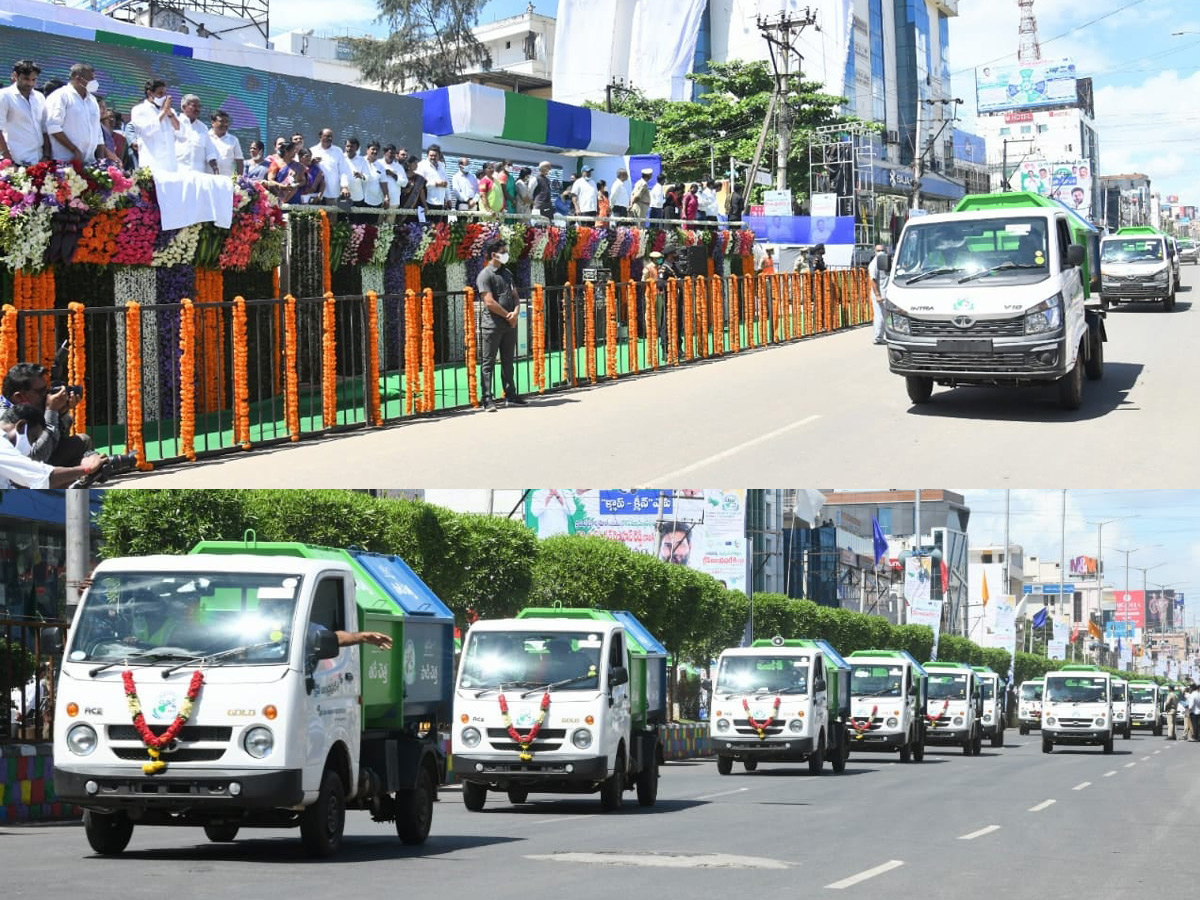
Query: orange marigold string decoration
624,281,638,374
405,263,421,301
645,281,659,370
67,302,87,435
464,287,479,406
124,302,152,468
421,287,435,413
283,294,300,441
665,278,679,366
710,275,724,356
566,260,577,285
271,266,280,300
604,280,618,379
584,282,597,384
619,256,631,287
404,289,419,414
322,292,338,428
319,210,333,295
178,298,197,461
695,276,708,359
532,285,546,392
232,296,251,448
365,291,382,425
0,305,18,376
195,268,225,415
682,276,694,362
741,275,755,348
728,275,740,353
801,271,811,336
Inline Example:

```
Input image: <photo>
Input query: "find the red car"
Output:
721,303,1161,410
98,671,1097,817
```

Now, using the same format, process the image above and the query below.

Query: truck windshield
1112,684,1126,702
1129,688,1155,704
715,655,809,695
1101,239,1163,262
927,674,967,700
67,571,303,663
894,217,1050,284
1020,684,1042,701
979,680,995,700
1045,677,1108,703
459,631,602,691
851,665,903,697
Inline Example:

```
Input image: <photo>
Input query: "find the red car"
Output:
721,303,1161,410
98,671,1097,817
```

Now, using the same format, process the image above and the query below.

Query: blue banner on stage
597,490,674,516
741,215,856,245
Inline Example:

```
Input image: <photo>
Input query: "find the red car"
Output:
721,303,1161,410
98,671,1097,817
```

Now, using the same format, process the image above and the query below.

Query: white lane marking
1124,762,1136,768
645,415,821,482
526,851,790,869
1072,782,1091,791
1141,756,1151,761
693,787,750,801
826,860,906,890
958,825,1001,841
528,814,597,826
1154,750,1162,755
1028,799,1056,812
1103,770,1117,777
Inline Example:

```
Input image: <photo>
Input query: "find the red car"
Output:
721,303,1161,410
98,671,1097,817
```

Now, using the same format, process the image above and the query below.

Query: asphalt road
4,729,1195,898
129,264,1200,488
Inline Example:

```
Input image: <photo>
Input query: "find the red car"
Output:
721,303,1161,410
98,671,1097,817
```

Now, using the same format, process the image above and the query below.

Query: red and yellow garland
422,287,435,413
122,669,204,774
123,302,150,467
645,281,659,371
743,696,781,740
67,302,87,435
849,705,878,740
926,699,950,727
232,296,251,448
498,691,551,761
319,210,333,296
604,280,618,379
624,281,638,374
322,292,338,428
728,276,740,353
178,298,197,461
283,294,300,441
404,289,419,414
0,305,19,377
744,275,757,349
463,287,479,407
365,291,382,424
584,282,597,384
195,268,225,414
695,276,708,359
532,285,545,392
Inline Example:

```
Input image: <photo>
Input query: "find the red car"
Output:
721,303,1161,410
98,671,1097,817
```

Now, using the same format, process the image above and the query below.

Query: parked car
1179,238,1198,265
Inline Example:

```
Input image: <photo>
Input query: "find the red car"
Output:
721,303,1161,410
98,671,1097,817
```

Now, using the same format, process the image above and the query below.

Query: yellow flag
981,571,990,607
1088,619,1102,640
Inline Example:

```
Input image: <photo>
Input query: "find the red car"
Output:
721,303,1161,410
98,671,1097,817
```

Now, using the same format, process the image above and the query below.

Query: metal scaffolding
809,122,877,249
78,0,270,48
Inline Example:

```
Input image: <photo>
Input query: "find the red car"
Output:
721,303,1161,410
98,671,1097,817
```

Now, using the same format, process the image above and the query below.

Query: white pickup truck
1042,665,1113,754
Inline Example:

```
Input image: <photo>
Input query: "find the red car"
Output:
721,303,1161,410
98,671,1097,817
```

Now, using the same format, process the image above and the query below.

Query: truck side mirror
308,627,340,663
814,679,826,692
609,666,629,688
1066,244,1085,268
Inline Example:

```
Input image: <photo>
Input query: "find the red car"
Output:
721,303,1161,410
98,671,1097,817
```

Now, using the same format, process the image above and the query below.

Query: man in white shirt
129,78,183,176
45,63,105,164
175,94,218,174
451,156,478,210
309,128,351,203
417,144,449,210
609,168,631,218
648,173,665,222
361,141,390,209
207,109,243,177
0,59,48,165
382,144,408,198
343,137,369,203
570,166,599,220
699,179,720,220
0,406,102,488
868,243,891,345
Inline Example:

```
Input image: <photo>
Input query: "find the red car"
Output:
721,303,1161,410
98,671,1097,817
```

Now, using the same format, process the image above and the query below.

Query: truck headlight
716,718,731,733
461,726,482,749
1094,717,1106,727
1046,717,1057,726
886,305,911,335
1154,267,1170,282
885,717,899,728
66,724,97,756
983,714,992,723
1025,294,1063,335
572,728,593,749
789,719,804,733
242,726,274,759
953,716,964,726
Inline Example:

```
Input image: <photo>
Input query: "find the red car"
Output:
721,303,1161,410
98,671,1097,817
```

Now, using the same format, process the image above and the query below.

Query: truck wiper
160,641,283,678
903,267,964,285
776,687,808,695
522,673,597,697
957,262,1043,283
858,688,899,698
88,649,184,678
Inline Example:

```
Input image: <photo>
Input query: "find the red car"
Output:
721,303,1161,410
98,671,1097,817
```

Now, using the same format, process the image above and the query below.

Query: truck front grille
909,317,1025,338
486,727,567,752
731,718,785,737
901,351,1032,373
112,747,227,762
1056,717,1095,728
108,725,233,742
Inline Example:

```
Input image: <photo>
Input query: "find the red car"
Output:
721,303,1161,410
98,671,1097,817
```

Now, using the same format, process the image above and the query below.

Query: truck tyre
1103,735,1114,754
743,759,758,772
1123,727,1131,740
1163,290,1175,312
1057,345,1084,410
83,810,134,855
636,760,659,807
899,742,912,763
600,751,625,812
1085,327,1103,381
1042,736,1053,754
1020,724,1029,736
396,765,436,845
1100,296,1109,311
462,780,487,812
716,755,733,776
506,787,529,805
962,738,972,756
906,375,933,405
300,768,346,858
990,730,1003,749
1154,723,1163,737
203,823,240,843
913,739,925,762
972,732,983,755
808,733,825,775
831,738,848,774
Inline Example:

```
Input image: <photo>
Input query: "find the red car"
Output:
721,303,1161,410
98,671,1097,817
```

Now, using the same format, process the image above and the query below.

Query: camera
71,452,139,488
50,380,83,397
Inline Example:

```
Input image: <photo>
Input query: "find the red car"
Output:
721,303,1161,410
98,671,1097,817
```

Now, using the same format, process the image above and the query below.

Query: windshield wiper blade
776,687,807,695
88,649,186,678
522,672,597,697
161,641,282,678
957,262,1043,283
904,267,964,285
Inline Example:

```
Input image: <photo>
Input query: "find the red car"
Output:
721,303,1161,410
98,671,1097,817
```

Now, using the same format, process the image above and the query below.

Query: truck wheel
808,734,825,775
1154,724,1163,737
1100,296,1109,311
1042,737,1053,754
716,755,733,776
831,739,848,774
1020,724,1029,736
912,741,925,762
203,823,240,843
1103,735,1114,754
905,375,933,404
83,810,134,855
1085,327,1103,381
1057,346,1084,410
396,765,436,845
462,781,487,812
962,738,972,756
743,759,758,772
506,787,529,805
600,752,625,812
1123,727,1131,740
300,768,346,858
972,733,983,755
636,761,659,807
899,742,912,763
990,730,1003,749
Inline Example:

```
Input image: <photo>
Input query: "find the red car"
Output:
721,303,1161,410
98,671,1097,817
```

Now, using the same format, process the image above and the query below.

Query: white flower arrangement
1,206,54,272
445,261,467,360
114,267,159,425
531,231,550,261
361,263,385,296
590,237,610,264
151,224,201,268
531,260,546,288
371,224,395,266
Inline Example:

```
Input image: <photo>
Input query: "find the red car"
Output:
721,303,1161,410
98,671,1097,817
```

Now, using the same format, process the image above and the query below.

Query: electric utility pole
757,7,818,192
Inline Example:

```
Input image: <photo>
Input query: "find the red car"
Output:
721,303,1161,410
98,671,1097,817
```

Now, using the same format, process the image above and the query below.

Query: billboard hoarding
976,58,1078,114
1114,590,1145,629
1012,159,1093,219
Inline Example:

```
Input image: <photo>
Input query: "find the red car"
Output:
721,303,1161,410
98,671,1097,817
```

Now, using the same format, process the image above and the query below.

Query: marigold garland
421,287,435,413
178,298,197,461
710,275,725,356
404,289,419,415
319,210,333,295
802,271,813,336
14,268,57,370
0,305,18,376
566,260,577,285
283,294,300,441
365,291,382,425
72,210,123,264
67,302,86,435
665,278,679,366
604,280,618,379
645,281,658,371
743,695,781,740
404,263,421,301
743,275,757,349
322,292,338,428
584,282,597,384
122,669,204,774
850,705,879,740
728,275,740,353
271,266,280,300
682,276,694,362
695,276,709,359
123,302,151,466
464,286,479,407
232,296,251,448
532,285,546,392
624,281,638,374
498,691,551,761
195,268,225,414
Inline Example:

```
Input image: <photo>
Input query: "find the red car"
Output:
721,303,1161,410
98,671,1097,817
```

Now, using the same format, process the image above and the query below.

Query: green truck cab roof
954,191,1065,213
751,638,850,672
847,649,927,677
923,661,974,671
1113,226,1164,236
1058,664,1103,672
971,666,999,677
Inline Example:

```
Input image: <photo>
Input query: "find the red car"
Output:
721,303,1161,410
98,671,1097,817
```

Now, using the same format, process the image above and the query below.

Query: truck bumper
1101,284,1168,300
454,753,608,786
924,727,971,744
846,730,906,750
886,332,1067,384
54,765,304,811
1019,718,1041,731
1044,729,1109,744
711,736,814,760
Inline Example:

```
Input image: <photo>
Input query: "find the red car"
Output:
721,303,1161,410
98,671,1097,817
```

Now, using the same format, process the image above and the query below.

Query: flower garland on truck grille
121,669,204,774
743,696,781,739
926,699,950,726
849,705,878,740
498,691,551,761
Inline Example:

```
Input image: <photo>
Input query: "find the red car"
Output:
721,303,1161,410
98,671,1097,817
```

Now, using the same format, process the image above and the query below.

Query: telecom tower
1017,0,1042,63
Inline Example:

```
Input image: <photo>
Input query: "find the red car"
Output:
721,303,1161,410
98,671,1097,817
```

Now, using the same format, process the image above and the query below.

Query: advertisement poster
1146,589,1174,631
976,58,1078,113
904,556,932,606
523,489,748,593
1114,590,1145,628
968,563,1012,651
1047,640,1067,660
1052,619,1069,645
1014,159,1093,218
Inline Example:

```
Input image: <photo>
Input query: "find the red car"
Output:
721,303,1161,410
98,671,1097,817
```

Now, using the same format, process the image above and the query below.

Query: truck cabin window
1101,239,1163,263
1020,683,1043,701
978,680,995,700
67,571,304,663
1129,688,1155,704
927,674,968,700
851,665,903,697
458,631,602,691
1045,677,1107,703
1112,683,1126,702
894,218,1050,283
715,656,810,695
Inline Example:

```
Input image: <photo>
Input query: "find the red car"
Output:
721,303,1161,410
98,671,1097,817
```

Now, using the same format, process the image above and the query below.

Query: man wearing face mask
130,79,182,175
45,63,106,165
0,403,103,488
475,237,527,412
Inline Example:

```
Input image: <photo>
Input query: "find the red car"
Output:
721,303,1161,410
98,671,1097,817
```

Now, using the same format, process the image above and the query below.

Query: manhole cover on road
525,851,791,869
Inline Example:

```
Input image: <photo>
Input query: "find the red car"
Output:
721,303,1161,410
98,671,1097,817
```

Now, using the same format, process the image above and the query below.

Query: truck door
303,572,361,785
606,630,631,759
1056,217,1084,328
813,656,827,736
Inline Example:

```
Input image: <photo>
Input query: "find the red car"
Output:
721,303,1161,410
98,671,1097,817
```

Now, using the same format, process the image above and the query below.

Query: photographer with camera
0,402,104,487
1,360,94,466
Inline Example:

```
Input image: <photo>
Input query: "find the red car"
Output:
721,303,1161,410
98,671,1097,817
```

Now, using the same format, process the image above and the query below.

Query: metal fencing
0,617,65,745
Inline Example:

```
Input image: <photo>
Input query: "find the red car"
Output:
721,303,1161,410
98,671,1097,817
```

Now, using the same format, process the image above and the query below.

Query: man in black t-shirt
475,237,526,411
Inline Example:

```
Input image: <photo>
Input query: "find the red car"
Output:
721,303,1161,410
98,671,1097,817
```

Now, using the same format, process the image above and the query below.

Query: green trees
348,0,491,92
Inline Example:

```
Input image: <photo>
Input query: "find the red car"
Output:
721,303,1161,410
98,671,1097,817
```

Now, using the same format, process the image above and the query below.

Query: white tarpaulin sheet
586,110,631,155
553,0,628,106
626,0,708,101
448,84,507,141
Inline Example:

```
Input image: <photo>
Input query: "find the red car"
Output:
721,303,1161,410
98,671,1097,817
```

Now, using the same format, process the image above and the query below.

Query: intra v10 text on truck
452,607,665,811
708,637,852,775
54,540,455,857
884,192,1106,410
845,650,927,762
